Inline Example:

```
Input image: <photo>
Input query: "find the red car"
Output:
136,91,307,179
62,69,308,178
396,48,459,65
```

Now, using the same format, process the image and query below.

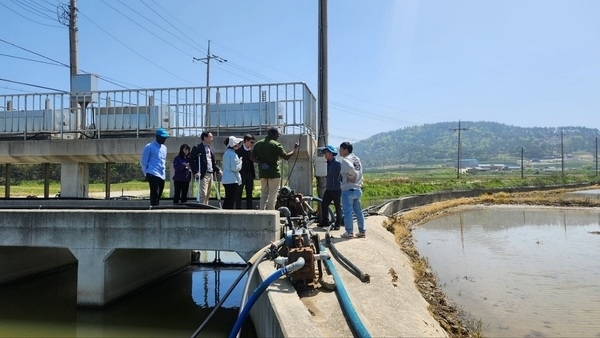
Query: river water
413,205,600,337
0,259,255,337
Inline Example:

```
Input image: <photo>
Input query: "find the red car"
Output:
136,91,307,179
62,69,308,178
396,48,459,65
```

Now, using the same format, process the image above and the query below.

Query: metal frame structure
0,82,317,140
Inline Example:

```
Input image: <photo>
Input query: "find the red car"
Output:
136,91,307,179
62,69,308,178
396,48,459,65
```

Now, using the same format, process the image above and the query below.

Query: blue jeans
342,189,365,234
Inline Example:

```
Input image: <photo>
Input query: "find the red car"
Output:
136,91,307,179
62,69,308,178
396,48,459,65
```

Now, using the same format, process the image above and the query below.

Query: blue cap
324,145,337,155
155,128,169,138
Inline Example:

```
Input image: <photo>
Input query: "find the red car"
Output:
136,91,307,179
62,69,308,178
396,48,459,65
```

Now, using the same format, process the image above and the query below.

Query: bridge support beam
73,248,190,306
60,163,89,198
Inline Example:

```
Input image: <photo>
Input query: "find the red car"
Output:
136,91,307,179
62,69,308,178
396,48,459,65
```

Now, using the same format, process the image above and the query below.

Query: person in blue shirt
320,145,343,230
172,143,192,204
141,128,169,206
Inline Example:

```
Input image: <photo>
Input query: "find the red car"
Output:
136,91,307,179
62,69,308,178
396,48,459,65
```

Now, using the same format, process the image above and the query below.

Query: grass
6,168,599,199
7,181,152,197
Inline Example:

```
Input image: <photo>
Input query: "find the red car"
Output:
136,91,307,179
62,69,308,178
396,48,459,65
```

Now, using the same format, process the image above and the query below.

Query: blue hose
229,258,305,338
321,244,372,338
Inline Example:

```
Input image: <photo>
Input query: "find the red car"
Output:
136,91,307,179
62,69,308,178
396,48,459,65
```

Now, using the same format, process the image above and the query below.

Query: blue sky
1,0,599,148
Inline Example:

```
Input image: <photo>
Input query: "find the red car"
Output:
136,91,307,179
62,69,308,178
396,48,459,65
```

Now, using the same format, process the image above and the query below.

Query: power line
9,0,55,21
77,9,196,86
0,78,67,92
0,53,62,66
0,1,63,28
99,0,196,59
0,38,69,67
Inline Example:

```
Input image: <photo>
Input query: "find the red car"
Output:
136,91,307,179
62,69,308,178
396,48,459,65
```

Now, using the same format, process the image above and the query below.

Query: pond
413,205,600,337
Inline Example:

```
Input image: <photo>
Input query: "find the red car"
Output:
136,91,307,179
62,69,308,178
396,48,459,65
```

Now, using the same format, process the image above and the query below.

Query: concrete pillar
72,248,190,307
3,164,9,198
72,248,111,306
288,158,314,196
60,163,89,198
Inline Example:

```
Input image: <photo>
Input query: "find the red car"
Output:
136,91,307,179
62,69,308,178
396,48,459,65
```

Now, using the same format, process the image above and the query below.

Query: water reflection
0,265,251,337
413,205,600,337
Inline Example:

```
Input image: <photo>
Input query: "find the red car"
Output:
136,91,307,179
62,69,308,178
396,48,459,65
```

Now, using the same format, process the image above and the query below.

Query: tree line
0,163,142,184
354,121,600,168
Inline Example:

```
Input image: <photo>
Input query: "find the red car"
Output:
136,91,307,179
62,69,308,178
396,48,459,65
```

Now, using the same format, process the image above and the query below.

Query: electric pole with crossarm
193,40,227,127
450,120,469,179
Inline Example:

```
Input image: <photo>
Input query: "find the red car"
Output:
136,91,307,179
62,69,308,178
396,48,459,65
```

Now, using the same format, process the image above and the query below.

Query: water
413,205,600,337
0,263,255,337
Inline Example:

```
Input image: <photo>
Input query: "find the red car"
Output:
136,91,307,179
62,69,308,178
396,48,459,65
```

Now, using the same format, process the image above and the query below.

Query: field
6,162,599,202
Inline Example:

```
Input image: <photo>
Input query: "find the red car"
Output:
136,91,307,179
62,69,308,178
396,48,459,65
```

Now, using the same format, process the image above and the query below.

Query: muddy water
413,205,600,337
0,263,252,337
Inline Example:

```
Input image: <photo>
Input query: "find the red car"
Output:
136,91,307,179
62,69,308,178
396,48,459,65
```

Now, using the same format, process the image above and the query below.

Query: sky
1,0,599,148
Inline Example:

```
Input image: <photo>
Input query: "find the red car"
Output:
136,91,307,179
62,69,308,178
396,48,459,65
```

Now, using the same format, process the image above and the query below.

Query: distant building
456,158,478,169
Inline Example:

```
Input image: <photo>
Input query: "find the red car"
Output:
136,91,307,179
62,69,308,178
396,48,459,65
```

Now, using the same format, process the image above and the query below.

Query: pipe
189,263,251,338
325,232,370,283
238,238,285,316
229,257,306,338
278,206,294,230
321,244,372,338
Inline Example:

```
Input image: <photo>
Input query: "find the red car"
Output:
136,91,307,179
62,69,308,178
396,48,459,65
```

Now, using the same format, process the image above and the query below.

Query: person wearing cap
339,141,365,238
221,136,244,209
235,133,257,209
252,127,299,210
320,145,343,230
140,128,169,206
190,131,222,205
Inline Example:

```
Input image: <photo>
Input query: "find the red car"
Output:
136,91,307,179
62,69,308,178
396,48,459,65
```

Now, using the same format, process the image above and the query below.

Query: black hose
190,264,251,338
325,231,370,283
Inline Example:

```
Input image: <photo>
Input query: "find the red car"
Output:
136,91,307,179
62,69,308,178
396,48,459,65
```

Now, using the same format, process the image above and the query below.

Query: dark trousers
321,189,342,226
173,180,190,204
223,183,238,209
146,174,165,206
235,176,254,209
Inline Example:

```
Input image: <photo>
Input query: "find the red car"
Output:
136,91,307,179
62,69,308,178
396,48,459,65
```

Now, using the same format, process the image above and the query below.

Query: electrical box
315,147,327,177
71,74,99,106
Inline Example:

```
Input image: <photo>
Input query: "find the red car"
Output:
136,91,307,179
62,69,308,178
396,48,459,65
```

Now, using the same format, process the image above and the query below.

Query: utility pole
316,0,328,202
69,0,78,78
193,40,226,128
521,147,524,179
450,120,468,179
596,136,598,176
318,0,328,148
561,130,564,177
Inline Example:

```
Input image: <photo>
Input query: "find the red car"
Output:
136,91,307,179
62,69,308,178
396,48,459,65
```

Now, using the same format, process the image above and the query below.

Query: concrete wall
0,246,76,284
0,208,279,305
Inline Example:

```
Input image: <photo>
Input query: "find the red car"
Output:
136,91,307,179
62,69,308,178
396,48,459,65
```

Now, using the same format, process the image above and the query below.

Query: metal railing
0,82,317,140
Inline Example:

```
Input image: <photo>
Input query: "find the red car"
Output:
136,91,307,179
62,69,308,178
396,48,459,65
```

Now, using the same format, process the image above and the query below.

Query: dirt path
88,190,148,198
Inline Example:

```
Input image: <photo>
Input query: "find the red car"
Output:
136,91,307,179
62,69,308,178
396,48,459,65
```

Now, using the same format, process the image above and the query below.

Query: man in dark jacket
235,133,256,209
320,145,342,230
190,131,222,204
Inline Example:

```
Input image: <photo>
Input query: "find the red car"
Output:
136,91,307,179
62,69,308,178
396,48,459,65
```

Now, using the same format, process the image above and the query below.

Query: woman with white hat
221,136,244,209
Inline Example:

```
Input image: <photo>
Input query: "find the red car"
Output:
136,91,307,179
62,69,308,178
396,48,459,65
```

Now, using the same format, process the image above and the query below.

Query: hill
353,121,599,169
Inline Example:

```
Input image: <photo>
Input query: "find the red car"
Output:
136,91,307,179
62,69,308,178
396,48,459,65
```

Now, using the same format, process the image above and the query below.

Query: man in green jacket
252,127,299,210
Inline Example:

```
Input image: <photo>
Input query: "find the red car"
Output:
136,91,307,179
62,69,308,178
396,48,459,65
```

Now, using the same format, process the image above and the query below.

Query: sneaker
332,225,340,230
356,232,366,238
341,232,354,238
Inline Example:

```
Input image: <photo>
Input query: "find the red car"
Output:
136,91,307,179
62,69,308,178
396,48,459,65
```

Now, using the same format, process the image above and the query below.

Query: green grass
6,168,599,200
8,181,154,197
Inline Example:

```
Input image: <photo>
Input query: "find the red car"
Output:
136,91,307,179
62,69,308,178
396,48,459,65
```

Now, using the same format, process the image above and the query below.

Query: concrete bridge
0,206,279,306
0,82,318,198
0,134,315,198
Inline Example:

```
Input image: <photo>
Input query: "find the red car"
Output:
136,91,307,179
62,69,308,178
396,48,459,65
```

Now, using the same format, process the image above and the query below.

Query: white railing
0,82,317,140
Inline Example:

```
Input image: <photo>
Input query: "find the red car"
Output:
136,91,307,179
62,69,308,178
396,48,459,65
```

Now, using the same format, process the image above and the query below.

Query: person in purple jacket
172,144,192,204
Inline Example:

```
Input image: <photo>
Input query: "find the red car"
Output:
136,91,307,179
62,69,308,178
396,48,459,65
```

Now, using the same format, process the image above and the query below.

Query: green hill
353,121,599,169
